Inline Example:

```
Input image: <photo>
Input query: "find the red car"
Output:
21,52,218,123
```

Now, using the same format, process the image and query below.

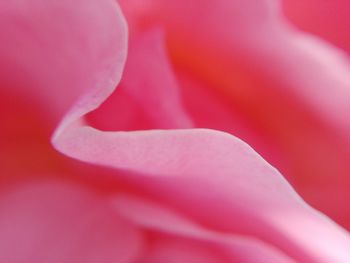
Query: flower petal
118,0,350,227
8,0,349,261
282,0,350,52
0,180,143,262
54,125,350,261
0,0,127,126
136,236,228,263
49,1,350,261
115,194,294,262
86,29,192,131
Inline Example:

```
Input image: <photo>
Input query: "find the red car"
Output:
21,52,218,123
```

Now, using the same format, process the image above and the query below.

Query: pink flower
1,0,350,262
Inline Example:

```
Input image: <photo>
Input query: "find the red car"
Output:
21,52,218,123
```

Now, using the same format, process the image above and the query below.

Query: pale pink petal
0,180,143,263
54,126,350,262
0,0,127,126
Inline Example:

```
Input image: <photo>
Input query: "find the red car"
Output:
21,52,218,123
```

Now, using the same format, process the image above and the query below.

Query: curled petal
118,0,350,226
282,0,350,52
54,125,350,261
50,2,350,261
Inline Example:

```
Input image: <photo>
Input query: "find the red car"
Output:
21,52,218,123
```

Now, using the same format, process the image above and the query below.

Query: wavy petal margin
52,2,350,262
118,0,350,227
2,0,350,262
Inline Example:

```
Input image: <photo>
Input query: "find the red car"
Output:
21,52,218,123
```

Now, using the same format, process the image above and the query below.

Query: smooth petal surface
87,29,193,131
282,0,350,53
5,0,349,261
51,2,350,260
136,236,228,263
175,71,286,171
115,194,294,262
0,92,66,181
0,181,143,263
0,0,127,127
0,0,127,184
118,0,350,227
54,126,350,262
121,0,350,151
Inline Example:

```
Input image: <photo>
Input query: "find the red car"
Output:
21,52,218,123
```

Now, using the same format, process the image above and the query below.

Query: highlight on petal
0,180,143,262
54,125,350,262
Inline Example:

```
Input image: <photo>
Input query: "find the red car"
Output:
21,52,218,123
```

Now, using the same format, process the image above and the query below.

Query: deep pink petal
282,0,350,53
1,0,335,260
0,181,143,262
87,29,192,131
122,0,350,151
176,71,286,172
0,91,63,181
